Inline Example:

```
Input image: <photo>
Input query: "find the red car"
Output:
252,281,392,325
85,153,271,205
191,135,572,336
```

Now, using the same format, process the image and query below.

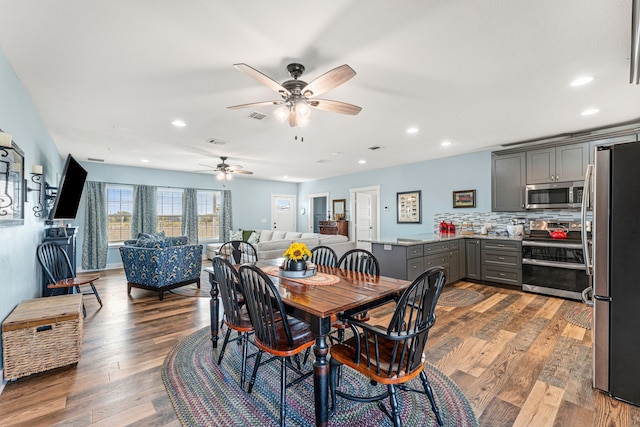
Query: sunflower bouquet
283,242,312,262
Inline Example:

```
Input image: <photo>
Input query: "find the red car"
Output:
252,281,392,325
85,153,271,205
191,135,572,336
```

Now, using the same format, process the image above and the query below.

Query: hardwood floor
1,268,639,426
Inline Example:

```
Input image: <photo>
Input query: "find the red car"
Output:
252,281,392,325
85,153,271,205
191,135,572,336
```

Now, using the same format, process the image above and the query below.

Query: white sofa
206,229,355,261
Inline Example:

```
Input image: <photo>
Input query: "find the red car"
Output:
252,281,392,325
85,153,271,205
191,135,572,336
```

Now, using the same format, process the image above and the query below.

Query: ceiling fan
198,157,253,180
228,62,362,127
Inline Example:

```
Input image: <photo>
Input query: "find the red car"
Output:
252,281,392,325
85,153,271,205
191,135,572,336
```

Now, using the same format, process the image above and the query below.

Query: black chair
219,240,258,265
310,245,338,267
338,248,380,275
331,249,381,344
238,265,315,427
37,241,102,317
329,266,446,427
211,256,255,389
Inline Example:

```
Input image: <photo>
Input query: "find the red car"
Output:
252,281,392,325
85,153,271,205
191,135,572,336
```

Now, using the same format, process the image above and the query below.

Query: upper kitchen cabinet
492,152,526,211
526,142,589,184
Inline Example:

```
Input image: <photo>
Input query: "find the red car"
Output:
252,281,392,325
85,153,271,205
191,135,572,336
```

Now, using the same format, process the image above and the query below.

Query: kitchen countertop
370,232,524,246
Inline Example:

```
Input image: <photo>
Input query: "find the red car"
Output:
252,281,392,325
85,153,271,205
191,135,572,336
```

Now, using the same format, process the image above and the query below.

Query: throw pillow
242,229,254,242
247,231,260,245
138,239,168,249
229,229,243,241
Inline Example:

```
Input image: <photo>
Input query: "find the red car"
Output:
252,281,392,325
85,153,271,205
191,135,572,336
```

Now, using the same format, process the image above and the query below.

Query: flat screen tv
48,154,88,220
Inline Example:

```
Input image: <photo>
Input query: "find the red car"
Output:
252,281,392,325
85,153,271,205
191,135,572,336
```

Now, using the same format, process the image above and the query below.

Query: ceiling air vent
247,111,268,121
368,145,383,151
87,157,104,162
207,138,226,145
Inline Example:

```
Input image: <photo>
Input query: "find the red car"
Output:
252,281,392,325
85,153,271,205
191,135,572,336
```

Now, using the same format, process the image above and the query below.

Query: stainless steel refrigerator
585,141,640,406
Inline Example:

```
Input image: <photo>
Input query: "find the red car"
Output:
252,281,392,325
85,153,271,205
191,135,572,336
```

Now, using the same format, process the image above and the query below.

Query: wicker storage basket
2,294,83,380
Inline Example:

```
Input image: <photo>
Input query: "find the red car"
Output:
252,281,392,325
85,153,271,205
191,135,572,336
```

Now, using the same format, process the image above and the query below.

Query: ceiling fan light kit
228,62,362,127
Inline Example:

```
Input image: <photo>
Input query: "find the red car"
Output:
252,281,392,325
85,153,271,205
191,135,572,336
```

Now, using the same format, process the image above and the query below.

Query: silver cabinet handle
499,256,505,260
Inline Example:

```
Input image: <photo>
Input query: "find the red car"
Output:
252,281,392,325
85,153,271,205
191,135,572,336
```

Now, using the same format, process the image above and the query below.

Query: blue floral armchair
119,234,203,300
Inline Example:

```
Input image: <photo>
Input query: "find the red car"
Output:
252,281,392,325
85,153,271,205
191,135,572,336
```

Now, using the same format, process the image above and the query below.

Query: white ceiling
0,1,639,182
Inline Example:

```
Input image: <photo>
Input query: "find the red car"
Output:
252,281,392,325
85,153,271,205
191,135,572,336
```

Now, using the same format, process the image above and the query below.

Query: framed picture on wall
397,190,421,223
453,189,476,208
0,137,25,227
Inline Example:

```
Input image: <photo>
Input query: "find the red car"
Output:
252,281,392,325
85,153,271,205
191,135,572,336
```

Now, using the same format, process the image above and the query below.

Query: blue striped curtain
221,190,232,242
131,184,157,238
182,188,198,244
82,181,108,270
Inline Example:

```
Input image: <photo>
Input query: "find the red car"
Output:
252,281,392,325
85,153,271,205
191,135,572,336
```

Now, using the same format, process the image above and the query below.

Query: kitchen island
372,232,523,286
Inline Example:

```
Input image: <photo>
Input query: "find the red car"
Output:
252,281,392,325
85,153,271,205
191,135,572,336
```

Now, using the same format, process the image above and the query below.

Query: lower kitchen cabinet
480,239,522,286
465,239,482,280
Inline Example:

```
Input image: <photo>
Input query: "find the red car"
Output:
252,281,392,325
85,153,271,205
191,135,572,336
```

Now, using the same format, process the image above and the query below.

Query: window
197,190,221,240
157,188,183,237
107,185,133,243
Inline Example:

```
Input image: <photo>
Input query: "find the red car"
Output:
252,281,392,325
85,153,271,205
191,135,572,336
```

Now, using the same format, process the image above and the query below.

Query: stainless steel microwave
525,181,584,209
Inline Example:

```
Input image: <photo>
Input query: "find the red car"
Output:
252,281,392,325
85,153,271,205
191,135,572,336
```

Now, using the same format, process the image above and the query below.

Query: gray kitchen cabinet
526,142,589,184
481,239,522,286
491,152,526,212
373,240,460,284
465,239,482,280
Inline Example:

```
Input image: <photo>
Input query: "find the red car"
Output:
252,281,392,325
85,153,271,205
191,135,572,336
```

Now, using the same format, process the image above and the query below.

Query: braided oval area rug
162,327,479,427
563,306,593,329
437,288,485,307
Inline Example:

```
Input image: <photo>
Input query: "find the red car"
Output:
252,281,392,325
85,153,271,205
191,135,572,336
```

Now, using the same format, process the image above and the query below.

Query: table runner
261,265,340,286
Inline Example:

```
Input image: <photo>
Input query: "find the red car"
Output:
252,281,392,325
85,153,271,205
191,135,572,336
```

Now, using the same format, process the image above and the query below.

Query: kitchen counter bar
372,233,523,246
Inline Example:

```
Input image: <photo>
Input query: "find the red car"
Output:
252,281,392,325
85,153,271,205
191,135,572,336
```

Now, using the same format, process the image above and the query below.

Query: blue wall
0,49,65,372
297,150,492,238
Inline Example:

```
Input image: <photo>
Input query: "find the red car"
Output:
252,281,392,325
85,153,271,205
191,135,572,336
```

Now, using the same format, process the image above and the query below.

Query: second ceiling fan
228,62,362,127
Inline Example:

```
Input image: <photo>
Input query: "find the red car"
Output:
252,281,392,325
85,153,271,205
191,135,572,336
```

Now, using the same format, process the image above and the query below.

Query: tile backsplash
433,210,590,234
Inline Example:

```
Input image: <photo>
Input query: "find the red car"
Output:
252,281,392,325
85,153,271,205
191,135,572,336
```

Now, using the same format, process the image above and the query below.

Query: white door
271,194,296,231
356,192,373,250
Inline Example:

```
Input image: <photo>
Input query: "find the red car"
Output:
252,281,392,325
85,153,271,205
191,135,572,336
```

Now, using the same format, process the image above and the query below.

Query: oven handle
522,258,587,270
522,240,583,249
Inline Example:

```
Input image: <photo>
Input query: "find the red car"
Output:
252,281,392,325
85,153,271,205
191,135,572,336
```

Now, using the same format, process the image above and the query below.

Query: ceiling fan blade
288,110,297,127
309,99,362,115
227,165,243,170
233,63,291,96
302,64,356,98
227,100,283,110
232,170,253,175
197,164,218,169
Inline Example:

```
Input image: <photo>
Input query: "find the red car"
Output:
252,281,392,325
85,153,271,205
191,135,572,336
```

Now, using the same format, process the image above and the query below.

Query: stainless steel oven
522,220,591,300
525,181,584,209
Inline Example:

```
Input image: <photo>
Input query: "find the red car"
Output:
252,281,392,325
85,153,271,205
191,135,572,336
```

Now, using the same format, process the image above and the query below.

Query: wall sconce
26,164,44,217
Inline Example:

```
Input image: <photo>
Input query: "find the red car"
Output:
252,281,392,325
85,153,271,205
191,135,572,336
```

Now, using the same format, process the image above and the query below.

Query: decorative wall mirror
0,135,25,227
332,199,346,221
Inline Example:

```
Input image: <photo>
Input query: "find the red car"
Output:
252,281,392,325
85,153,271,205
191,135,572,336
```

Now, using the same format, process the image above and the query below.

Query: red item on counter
447,221,456,234
440,221,448,234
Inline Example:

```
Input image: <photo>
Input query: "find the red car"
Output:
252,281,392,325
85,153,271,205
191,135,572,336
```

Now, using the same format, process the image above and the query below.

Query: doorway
308,192,329,233
349,185,380,251
271,194,296,231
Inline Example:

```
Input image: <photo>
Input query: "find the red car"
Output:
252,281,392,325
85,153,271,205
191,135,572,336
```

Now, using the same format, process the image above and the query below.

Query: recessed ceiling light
571,76,594,87
441,141,452,147
171,120,186,127
582,108,600,116
283,175,288,179
406,127,419,134
141,159,150,163
358,160,366,164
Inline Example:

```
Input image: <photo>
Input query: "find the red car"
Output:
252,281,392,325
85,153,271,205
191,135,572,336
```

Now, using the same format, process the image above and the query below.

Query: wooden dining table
204,258,411,427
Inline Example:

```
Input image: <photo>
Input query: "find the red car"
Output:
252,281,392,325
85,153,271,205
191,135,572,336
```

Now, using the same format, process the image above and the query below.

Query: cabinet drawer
482,250,521,268
424,253,449,269
481,240,520,252
407,258,424,281
424,242,449,254
482,266,521,286
407,245,423,259
319,226,338,234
